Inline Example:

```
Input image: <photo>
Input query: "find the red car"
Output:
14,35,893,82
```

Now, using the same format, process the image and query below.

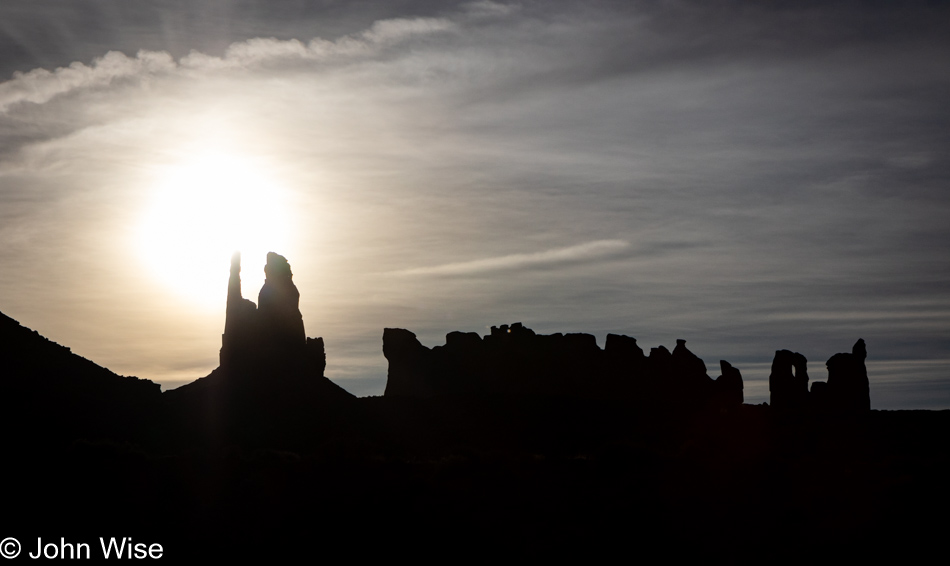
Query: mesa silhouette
384,323,868,416
1,252,946,563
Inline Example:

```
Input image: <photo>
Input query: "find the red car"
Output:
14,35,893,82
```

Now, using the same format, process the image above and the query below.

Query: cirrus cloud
395,239,631,276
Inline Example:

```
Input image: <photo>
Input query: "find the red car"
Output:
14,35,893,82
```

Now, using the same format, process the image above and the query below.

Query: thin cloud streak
395,240,630,276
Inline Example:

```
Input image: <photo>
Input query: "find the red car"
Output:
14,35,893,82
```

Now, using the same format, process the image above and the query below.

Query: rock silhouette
769,349,809,410
220,251,315,371
257,251,307,348
715,360,744,406
165,252,353,449
182,252,347,392
825,338,871,412
220,251,259,367
382,322,742,409
769,339,870,413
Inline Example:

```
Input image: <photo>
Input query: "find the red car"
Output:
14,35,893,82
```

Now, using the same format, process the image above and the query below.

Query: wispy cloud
461,1,519,19
395,240,630,276
184,16,458,69
0,50,175,112
361,17,458,44
0,15,459,113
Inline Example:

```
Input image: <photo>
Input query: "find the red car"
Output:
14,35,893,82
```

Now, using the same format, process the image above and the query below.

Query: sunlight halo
136,151,294,308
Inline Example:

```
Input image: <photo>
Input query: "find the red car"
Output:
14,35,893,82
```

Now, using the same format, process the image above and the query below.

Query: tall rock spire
219,251,313,371
220,251,258,367
227,251,243,308
258,252,306,348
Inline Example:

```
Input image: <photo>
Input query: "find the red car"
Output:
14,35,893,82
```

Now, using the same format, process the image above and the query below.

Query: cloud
395,240,630,276
180,16,457,70
461,1,519,19
0,50,174,112
0,14,458,112
361,17,458,44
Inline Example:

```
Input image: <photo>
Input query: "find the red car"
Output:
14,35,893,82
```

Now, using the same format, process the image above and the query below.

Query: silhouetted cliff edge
0,310,160,448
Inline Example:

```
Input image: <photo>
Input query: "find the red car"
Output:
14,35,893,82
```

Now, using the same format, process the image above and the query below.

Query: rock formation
219,252,324,377
382,322,741,408
670,339,715,401
770,339,870,412
769,349,809,410
384,325,872,413
715,360,744,406
258,252,306,348
165,251,352,448
825,338,870,412
382,328,435,398
220,251,259,366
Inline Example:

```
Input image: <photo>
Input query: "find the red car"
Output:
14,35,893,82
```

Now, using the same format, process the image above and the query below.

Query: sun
137,151,294,307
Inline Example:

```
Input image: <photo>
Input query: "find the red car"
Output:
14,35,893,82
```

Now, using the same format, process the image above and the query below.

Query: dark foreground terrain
3,370,948,563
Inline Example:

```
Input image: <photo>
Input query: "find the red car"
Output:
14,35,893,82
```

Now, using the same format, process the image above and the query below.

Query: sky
1,0,948,408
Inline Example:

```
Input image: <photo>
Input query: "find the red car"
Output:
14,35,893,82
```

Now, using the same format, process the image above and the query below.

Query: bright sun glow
137,151,294,307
